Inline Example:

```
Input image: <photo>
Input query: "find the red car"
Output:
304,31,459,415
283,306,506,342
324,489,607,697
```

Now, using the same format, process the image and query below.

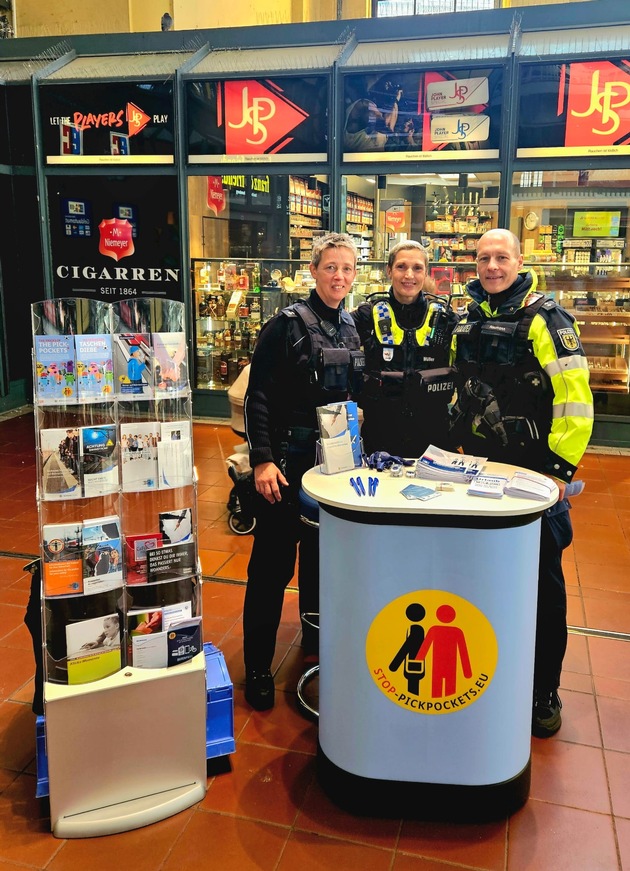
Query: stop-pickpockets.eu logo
366,590,498,715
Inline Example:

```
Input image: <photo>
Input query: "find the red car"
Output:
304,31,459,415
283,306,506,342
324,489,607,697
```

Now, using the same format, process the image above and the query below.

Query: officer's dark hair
311,232,358,268
387,240,429,270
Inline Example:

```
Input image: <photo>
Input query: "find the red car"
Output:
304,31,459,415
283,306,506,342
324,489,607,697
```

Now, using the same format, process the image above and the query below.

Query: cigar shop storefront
2,8,630,445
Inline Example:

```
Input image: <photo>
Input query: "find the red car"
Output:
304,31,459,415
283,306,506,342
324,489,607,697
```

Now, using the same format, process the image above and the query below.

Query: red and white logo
565,61,630,147
127,102,151,137
98,218,135,262
207,176,227,216
221,80,309,155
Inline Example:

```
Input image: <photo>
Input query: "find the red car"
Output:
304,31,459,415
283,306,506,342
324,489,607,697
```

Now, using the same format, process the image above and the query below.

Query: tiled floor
0,410,628,870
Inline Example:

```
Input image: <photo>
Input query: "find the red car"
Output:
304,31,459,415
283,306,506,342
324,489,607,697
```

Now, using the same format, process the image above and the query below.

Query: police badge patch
557,328,579,351
383,347,394,362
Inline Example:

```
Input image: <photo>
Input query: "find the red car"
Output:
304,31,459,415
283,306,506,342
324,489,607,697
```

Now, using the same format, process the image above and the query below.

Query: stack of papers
504,471,556,501
466,475,508,499
415,445,487,483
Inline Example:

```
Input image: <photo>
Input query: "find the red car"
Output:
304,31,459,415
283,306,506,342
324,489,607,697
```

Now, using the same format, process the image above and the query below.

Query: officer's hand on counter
550,477,567,500
254,462,288,504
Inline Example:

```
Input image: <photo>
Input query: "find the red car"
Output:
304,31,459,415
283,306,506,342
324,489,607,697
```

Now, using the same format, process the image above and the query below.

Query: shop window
511,168,630,409
342,171,500,309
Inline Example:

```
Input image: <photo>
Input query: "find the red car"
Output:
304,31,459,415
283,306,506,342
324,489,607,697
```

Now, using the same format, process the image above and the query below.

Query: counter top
302,461,558,518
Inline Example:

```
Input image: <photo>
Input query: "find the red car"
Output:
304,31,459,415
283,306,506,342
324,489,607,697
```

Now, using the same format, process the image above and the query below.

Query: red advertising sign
518,59,630,157
207,176,227,216
565,61,630,148
385,208,406,233
98,218,135,262
222,80,310,155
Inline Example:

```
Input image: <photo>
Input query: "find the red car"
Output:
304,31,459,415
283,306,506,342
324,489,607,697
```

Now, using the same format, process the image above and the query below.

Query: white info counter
302,462,557,822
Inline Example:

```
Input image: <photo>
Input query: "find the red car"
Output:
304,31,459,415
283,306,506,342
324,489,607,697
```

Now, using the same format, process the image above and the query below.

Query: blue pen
356,475,366,496
349,477,362,497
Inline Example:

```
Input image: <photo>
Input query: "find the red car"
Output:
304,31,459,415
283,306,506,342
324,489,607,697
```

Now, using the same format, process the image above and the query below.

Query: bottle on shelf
215,294,226,319
241,325,250,352
238,268,250,291
233,323,242,349
223,322,232,347
250,298,261,322
238,297,250,319
217,262,226,291
252,263,261,293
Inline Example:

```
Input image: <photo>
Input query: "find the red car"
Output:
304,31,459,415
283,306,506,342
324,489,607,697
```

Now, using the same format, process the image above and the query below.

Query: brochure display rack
32,297,207,837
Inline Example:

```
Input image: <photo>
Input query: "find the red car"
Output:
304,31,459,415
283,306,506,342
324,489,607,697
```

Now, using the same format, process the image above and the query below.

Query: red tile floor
0,409,629,870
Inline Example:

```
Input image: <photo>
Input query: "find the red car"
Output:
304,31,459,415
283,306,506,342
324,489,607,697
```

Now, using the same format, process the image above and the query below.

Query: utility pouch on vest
320,347,351,391
349,349,366,394
453,321,481,362
377,370,405,398
416,367,456,400
479,321,520,365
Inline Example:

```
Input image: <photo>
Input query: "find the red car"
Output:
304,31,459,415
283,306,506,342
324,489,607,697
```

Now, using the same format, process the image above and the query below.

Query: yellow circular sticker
366,590,498,715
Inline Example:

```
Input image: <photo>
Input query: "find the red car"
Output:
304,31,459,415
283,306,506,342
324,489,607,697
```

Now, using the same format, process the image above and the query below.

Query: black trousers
243,449,319,672
533,502,573,693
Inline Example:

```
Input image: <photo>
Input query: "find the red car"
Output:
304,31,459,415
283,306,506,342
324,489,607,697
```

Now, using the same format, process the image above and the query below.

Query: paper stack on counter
415,444,487,483
504,470,556,501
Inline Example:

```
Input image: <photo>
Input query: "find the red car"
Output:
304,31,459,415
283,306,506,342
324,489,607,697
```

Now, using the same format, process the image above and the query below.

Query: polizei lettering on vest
427,381,454,392
56,265,180,281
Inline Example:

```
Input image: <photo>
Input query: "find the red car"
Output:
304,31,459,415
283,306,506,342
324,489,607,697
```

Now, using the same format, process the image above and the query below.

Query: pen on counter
372,477,379,497
349,477,362,497
356,475,366,496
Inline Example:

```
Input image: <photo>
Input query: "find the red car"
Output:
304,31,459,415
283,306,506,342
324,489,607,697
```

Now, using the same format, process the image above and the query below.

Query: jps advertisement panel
342,68,503,162
48,176,181,302
186,76,328,163
40,82,175,164
517,60,630,157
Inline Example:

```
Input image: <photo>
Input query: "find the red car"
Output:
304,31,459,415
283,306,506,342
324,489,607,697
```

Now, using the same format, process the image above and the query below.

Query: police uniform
451,268,594,694
352,289,457,457
243,289,361,674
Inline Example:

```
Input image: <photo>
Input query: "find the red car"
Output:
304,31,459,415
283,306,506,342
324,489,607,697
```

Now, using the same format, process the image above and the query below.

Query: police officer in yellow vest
352,240,458,458
451,228,594,738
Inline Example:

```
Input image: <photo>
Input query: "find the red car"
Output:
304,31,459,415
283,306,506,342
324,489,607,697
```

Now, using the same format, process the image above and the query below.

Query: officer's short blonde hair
311,232,358,267
387,240,429,270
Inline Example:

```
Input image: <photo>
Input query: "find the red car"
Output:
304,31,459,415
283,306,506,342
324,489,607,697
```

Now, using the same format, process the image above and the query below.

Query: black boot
245,669,275,711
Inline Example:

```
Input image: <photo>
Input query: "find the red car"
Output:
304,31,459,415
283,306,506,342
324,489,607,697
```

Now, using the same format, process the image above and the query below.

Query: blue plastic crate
204,642,235,758
35,714,49,799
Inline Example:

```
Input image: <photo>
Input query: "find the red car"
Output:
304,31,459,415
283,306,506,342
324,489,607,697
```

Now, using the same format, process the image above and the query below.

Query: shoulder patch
557,327,580,351
282,309,298,319
541,299,557,310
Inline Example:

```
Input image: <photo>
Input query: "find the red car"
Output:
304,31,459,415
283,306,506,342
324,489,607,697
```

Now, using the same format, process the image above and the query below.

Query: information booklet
158,507,193,544
34,335,77,404
79,424,119,497
40,427,82,500
415,445,487,483
82,515,123,594
127,602,194,668
120,422,160,491
42,521,83,596
466,475,508,499
65,613,122,685
75,334,114,402
158,420,193,488
166,616,202,667
114,333,152,397
125,532,163,584
316,401,358,474
146,541,196,582
152,332,188,397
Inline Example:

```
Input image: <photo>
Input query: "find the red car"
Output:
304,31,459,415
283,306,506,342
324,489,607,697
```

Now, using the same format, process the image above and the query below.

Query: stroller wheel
228,512,256,536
